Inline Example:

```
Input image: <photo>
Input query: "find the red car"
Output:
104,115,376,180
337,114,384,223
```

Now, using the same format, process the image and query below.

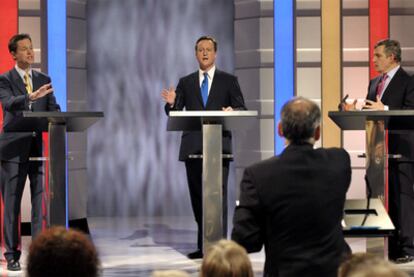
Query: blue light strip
274,0,294,155
47,0,68,228
47,0,66,112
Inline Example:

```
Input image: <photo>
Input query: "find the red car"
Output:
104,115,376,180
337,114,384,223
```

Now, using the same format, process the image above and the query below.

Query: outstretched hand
29,83,53,101
161,87,176,106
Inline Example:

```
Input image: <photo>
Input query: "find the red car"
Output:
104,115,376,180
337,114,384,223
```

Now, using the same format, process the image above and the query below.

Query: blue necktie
201,72,208,106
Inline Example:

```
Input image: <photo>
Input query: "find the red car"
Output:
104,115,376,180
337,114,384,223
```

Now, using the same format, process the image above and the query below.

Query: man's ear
277,122,284,138
314,125,321,141
10,52,16,61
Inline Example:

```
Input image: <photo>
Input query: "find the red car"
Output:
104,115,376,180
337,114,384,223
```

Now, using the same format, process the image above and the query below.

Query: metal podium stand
327,111,414,238
329,110,414,201
4,111,104,228
167,110,257,253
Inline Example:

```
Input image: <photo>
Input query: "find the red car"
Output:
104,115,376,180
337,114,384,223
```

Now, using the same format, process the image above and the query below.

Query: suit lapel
192,72,204,108
11,68,27,95
381,68,402,104
205,69,221,108
32,70,41,91
368,77,381,101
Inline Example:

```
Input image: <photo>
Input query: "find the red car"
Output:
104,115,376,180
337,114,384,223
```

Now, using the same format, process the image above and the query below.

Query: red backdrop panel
0,0,18,262
369,0,389,79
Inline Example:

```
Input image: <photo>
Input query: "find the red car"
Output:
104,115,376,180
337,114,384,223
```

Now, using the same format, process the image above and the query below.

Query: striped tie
24,72,32,94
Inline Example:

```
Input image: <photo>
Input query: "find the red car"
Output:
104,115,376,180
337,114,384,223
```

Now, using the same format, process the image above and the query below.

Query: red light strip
369,0,389,79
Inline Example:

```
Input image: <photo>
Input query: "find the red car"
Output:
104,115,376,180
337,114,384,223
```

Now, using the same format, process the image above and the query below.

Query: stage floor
0,216,413,276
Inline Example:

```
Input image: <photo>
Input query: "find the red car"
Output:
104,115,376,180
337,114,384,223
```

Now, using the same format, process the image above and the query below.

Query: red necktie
376,74,388,98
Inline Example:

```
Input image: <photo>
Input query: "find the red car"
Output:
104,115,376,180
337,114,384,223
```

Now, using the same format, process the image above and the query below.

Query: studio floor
0,216,413,276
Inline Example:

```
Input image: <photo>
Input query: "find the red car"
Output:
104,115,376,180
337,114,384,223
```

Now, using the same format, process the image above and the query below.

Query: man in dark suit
0,33,59,271
161,36,246,259
363,39,414,263
232,97,351,277
343,39,414,263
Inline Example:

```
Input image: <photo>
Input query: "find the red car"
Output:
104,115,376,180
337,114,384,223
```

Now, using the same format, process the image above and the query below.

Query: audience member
338,252,409,277
232,97,352,277
27,226,100,277
200,239,254,277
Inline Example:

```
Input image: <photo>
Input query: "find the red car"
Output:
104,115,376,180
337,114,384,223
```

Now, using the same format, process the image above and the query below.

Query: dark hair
281,97,321,144
195,36,217,52
375,39,401,62
8,33,32,53
27,227,100,277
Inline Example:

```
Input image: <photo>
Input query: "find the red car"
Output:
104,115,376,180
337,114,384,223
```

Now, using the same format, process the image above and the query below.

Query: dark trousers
185,159,229,250
0,160,43,262
388,161,414,258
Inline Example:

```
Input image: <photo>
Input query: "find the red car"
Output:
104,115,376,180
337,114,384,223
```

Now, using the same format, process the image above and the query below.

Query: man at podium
0,33,60,271
343,39,414,263
161,35,246,259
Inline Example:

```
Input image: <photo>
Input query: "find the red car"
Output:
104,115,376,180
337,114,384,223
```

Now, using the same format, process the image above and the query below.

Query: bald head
280,97,321,144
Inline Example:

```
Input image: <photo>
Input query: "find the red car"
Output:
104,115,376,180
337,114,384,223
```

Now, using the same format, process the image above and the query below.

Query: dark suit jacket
232,144,351,277
0,68,60,162
368,67,414,196
165,69,246,161
367,67,414,108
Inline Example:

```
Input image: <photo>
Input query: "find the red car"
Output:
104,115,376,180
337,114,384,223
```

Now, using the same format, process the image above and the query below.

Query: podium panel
167,110,257,253
4,111,104,228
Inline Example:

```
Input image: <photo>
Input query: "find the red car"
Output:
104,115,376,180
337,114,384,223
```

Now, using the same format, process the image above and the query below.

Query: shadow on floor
120,223,198,256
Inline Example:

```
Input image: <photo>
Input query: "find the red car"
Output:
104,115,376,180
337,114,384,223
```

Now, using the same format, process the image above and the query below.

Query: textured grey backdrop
87,0,235,216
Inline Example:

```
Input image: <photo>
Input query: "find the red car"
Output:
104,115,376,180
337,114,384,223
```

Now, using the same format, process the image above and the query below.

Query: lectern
167,110,258,253
328,110,414,237
4,111,104,227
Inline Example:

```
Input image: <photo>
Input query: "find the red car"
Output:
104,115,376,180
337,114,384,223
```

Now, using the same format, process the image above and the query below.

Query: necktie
376,74,388,98
24,72,32,94
201,72,208,106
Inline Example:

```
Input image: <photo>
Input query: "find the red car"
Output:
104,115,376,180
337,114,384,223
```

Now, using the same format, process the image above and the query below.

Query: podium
167,110,258,253
327,110,414,236
4,111,104,227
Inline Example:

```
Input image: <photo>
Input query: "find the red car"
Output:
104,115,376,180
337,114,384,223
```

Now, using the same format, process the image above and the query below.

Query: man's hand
222,106,233,111
363,95,385,110
161,87,176,106
29,83,53,101
341,99,357,111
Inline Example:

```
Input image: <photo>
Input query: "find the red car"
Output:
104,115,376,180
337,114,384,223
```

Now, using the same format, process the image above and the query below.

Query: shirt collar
15,64,32,80
199,65,216,80
384,65,400,80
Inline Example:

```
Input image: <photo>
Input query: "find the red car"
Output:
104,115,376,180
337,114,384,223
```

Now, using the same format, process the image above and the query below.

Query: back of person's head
200,239,254,277
338,253,408,277
27,226,100,277
279,96,321,144
151,270,190,277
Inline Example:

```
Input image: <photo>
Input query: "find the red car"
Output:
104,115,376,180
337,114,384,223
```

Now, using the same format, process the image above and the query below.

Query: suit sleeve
229,76,247,110
45,76,60,111
164,78,185,115
231,167,264,253
0,75,30,111
402,76,414,109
